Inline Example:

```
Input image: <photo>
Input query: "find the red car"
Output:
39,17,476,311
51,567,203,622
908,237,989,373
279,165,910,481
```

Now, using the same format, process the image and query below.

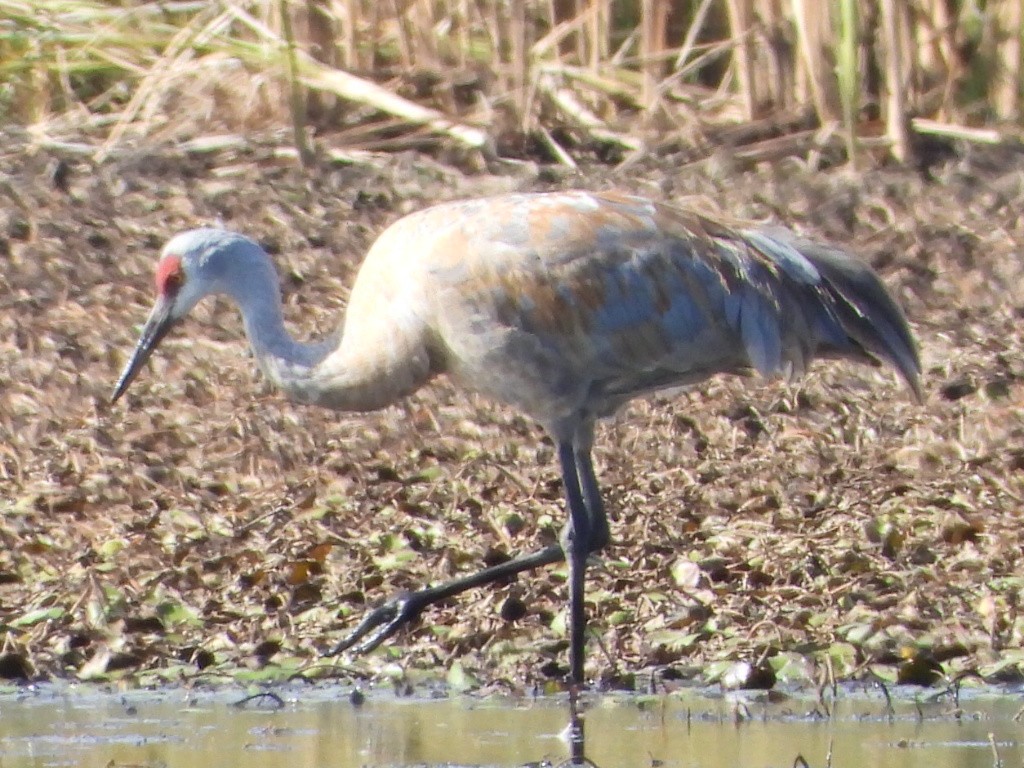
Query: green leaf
607,610,633,626
98,538,128,559
838,621,877,645
822,642,859,677
446,661,478,693
372,550,418,570
648,629,704,652
412,466,444,482
770,652,815,685
10,606,65,627
550,609,567,637
156,600,201,627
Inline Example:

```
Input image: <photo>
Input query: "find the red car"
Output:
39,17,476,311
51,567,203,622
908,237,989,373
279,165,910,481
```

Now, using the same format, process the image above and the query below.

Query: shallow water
1,684,1022,767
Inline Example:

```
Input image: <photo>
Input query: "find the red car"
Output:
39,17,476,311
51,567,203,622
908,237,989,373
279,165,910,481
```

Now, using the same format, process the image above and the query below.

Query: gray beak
111,295,178,402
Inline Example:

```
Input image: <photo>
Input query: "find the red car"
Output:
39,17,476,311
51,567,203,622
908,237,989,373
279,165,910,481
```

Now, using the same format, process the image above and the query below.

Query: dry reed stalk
510,0,529,129
387,0,414,68
879,0,912,162
230,1,487,149
302,61,488,148
178,134,251,154
790,0,839,124
471,0,503,74
338,0,359,70
95,5,233,163
280,0,314,166
752,0,791,110
413,0,442,69
330,127,445,151
454,0,469,69
914,0,955,75
640,0,670,111
673,0,716,71
713,109,813,145
325,114,414,145
725,0,757,120
536,71,641,152
836,0,859,167
11,0,1024,166
301,0,340,123
993,0,1022,120
733,126,838,164
370,0,389,70
22,30,51,126
647,45,743,155
537,124,579,167
588,0,608,72
538,62,641,106
919,0,962,120
911,118,1003,145
675,126,839,171
303,0,337,67
674,38,742,84
546,0,586,63
533,0,596,65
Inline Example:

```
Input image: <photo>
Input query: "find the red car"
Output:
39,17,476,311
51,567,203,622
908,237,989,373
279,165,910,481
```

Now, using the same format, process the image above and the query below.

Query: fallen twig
911,118,1005,145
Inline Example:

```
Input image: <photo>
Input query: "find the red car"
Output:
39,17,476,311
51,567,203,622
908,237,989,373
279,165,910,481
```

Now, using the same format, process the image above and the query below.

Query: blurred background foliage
0,1,1021,165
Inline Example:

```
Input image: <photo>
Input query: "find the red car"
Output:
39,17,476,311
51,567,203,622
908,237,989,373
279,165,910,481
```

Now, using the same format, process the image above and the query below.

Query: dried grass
3,1,1023,166
1,0,1024,691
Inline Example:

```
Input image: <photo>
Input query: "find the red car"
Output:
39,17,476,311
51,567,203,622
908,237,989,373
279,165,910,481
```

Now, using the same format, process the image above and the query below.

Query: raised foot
325,591,427,657
324,545,566,658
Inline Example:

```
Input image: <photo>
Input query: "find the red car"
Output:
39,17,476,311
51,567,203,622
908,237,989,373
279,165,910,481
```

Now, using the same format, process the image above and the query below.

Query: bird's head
111,228,263,402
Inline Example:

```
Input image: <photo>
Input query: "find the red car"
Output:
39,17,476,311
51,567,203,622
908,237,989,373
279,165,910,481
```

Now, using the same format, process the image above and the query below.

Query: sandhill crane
112,190,922,690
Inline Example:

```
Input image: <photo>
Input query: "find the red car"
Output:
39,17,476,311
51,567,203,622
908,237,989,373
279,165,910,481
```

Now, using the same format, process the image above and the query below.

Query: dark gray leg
327,544,563,656
575,447,609,551
329,431,609,671
557,441,590,686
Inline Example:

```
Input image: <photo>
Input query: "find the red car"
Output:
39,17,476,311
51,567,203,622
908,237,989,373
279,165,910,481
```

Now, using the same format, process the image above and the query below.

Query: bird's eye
164,271,183,291
155,255,185,296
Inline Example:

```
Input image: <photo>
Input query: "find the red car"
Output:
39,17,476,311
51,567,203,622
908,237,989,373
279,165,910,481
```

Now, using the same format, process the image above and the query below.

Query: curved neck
228,265,332,391
224,255,430,413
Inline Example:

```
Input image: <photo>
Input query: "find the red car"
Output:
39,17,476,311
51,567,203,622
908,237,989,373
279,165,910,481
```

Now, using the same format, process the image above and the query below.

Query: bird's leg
563,440,607,766
558,441,592,687
574,442,609,552
567,685,587,765
328,437,610,667
326,544,564,656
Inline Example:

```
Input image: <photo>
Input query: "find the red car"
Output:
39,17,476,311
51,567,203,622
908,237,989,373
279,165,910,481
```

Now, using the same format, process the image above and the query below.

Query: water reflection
0,685,1022,767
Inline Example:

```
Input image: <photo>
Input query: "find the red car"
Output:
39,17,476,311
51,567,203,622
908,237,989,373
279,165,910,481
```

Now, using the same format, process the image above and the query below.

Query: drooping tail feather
774,230,923,402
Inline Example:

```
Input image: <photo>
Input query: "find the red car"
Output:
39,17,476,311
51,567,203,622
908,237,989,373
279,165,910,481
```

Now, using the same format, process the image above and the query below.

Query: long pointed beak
111,295,178,403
